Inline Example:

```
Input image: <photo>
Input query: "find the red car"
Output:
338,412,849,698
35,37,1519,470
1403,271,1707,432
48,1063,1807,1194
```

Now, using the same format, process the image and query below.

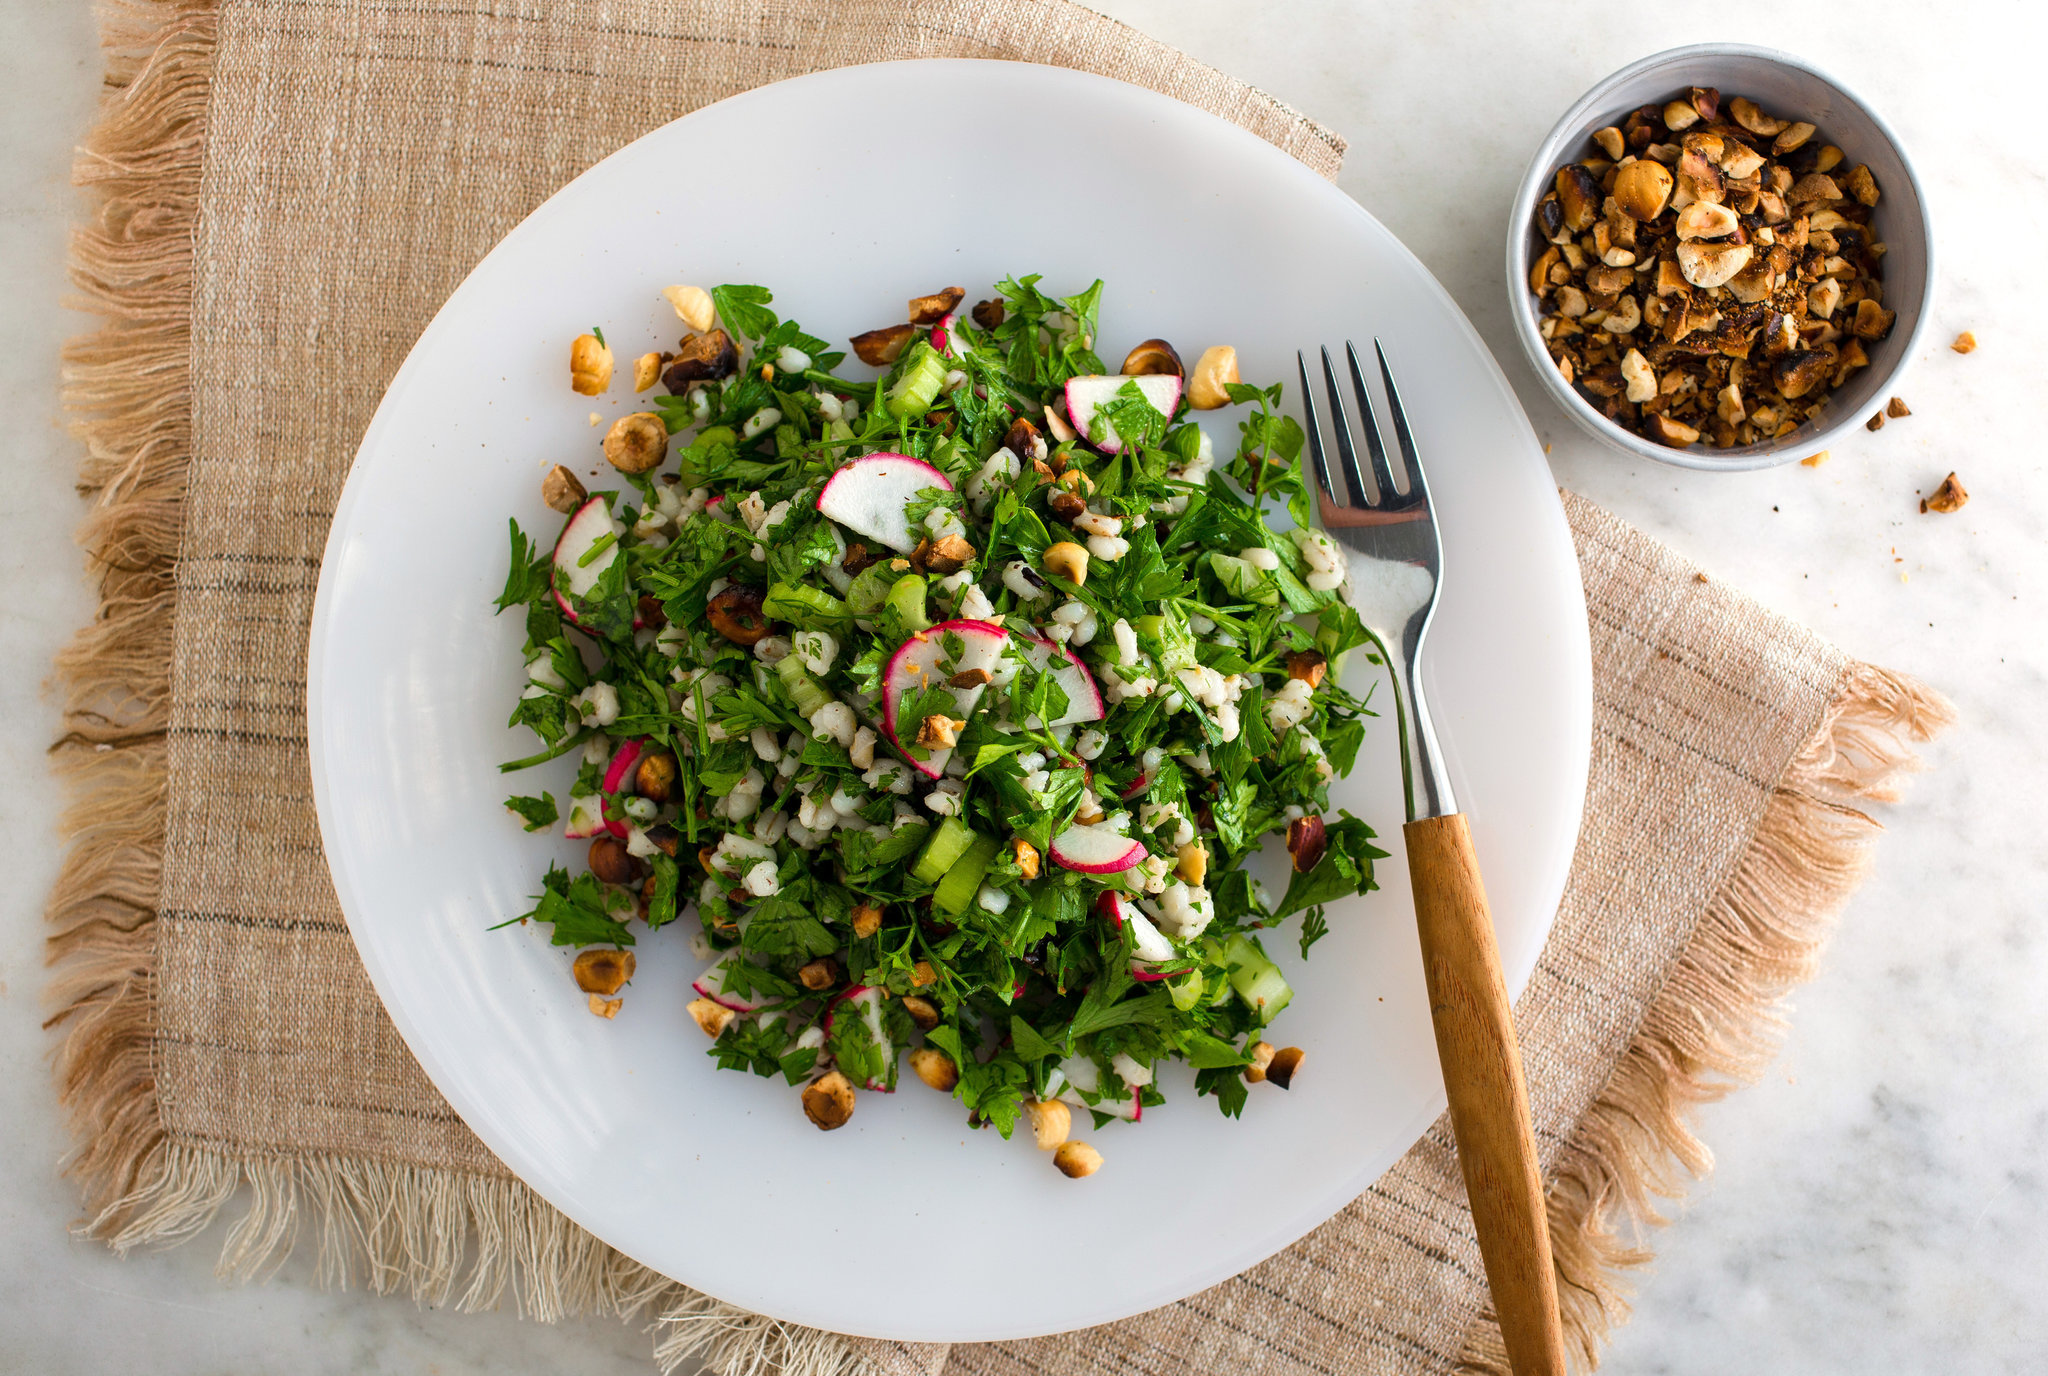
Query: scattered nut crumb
1952,331,1977,354
587,993,622,1019
1921,472,1968,513
588,411,602,426
1866,411,1885,432
1533,89,1892,451
1801,451,1830,467
1886,395,1911,418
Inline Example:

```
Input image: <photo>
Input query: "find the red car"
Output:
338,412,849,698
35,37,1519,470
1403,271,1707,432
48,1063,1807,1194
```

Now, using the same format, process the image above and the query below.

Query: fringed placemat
47,3,1950,1373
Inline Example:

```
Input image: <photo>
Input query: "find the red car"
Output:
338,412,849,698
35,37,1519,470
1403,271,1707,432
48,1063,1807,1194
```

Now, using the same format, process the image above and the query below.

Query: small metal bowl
1505,44,1935,471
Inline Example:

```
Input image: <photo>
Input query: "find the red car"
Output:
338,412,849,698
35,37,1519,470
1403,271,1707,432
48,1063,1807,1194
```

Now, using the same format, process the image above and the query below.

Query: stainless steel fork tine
1318,346,1376,507
1344,341,1404,501
1373,339,1426,504
1295,352,1342,506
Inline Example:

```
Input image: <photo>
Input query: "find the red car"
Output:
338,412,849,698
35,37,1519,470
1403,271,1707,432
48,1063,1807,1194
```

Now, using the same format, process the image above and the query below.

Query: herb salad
497,277,1386,1178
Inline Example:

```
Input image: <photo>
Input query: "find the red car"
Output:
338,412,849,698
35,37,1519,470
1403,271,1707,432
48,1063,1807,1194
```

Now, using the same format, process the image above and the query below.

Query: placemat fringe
1453,661,1953,1373
654,1294,880,1376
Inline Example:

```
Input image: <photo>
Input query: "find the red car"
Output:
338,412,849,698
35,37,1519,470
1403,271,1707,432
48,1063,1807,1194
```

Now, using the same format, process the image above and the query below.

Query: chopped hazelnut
1175,843,1208,887
797,957,840,992
908,1047,959,1092
632,351,665,392
1554,165,1601,231
900,995,941,1030
542,464,587,514
662,329,738,387
1852,299,1896,341
850,902,884,939
1187,345,1241,410
1245,1041,1277,1083
661,284,716,333
588,993,623,1019
1053,1141,1103,1179
1041,541,1089,586
1952,331,1978,354
1866,410,1886,433
1593,125,1625,160
802,1071,856,1130
1286,815,1327,873
688,997,735,1038
1264,1046,1306,1090
574,948,636,997
850,323,915,367
1024,1099,1071,1150
1922,472,1968,513
1774,122,1816,155
971,298,1005,330
914,532,976,576
588,835,643,886
570,333,613,395
908,287,966,326
1119,338,1185,377
947,667,993,689
1011,837,1040,881
911,960,938,989
1887,396,1911,419
636,750,678,804
1843,163,1880,207
1662,100,1700,132
916,714,965,750
1646,412,1701,448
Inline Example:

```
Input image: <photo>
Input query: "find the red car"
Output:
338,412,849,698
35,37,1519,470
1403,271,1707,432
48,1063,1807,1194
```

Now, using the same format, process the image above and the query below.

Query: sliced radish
815,453,953,555
1017,631,1105,728
563,793,607,839
1063,374,1183,454
1050,821,1147,875
880,618,1010,779
600,738,644,794
825,985,895,1090
1122,904,1175,964
932,312,967,360
551,495,620,625
692,955,767,1012
1056,1056,1141,1121
1117,772,1151,802
1094,889,1125,932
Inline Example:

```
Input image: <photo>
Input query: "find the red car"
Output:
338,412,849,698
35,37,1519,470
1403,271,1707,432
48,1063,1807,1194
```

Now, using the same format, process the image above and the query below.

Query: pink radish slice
1050,821,1147,875
692,955,767,1012
591,738,645,838
1016,631,1105,728
1117,772,1151,802
932,312,966,360
1122,904,1175,963
1055,1057,1141,1121
815,453,953,555
880,618,1010,779
1130,966,1170,983
1094,890,1124,931
825,985,894,1090
550,495,620,626
1062,374,1183,454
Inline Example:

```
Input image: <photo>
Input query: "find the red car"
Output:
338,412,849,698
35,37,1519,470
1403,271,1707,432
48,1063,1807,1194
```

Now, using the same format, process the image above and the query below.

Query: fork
1298,341,1565,1376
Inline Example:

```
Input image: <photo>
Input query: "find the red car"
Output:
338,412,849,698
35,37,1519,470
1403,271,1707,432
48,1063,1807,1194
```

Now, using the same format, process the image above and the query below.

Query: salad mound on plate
494,276,1387,1178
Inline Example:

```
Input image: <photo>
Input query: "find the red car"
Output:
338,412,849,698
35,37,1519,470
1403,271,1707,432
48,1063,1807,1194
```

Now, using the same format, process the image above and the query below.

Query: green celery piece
911,815,978,885
933,834,1002,917
887,341,949,419
775,655,830,717
1223,933,1292,1022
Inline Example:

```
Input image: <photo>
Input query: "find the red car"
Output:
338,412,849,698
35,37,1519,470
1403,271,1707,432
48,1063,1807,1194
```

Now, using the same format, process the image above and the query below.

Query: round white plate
309,59,1590,1343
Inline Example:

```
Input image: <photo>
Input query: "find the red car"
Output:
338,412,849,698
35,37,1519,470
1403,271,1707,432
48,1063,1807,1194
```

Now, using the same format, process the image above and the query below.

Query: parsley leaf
504,792,558,831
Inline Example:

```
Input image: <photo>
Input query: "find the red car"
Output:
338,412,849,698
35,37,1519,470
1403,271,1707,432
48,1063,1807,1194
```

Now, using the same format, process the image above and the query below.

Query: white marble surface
3,0,2043,1370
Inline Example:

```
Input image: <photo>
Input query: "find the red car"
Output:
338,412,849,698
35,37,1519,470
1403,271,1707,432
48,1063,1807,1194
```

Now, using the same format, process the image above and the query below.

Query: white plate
309,60,1590,1343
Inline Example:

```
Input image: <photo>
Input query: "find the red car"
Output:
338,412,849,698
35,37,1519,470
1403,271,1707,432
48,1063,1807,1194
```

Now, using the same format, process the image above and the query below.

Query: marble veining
4,1,2043,1370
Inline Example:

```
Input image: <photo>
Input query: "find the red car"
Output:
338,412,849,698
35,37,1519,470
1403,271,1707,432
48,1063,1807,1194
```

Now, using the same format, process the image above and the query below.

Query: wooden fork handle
1404,813,1565,1376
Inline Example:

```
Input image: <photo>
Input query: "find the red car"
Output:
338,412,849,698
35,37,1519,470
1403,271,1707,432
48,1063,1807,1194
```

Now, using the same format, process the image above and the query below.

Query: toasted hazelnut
1719,145,1766,181
1788,172,1842,206
797,957,840,992
1646,412,1701,448
1000,416,1047,463
1041,541,1089,586
644,824,681,858
662,329,738,387
971,298,1005,330
908,287,966,326
1866,410,1887,433
1053,1141,1102,1179
1605,161,1671,220
1620,348,1657,404
947,667,993,690
1675,240,1753,290
635,750,679,804
1662,100,1699,132
588,993,623,1019
1187,345,1241,410
850,323,915,367
910,960,939,989
1717,384,1746,425
1852,298,1897,341
688,997,735,1039
1952,331,1978,355
1244,1041,1277,1083
908,1046,959,1092
1265,1046,1306,1090
1555,284,1589,318
1285,648,1328,689
1286,815,1327,873
1675,201,1740,240
573,948,636,997
1728,97,1788,138
850,902,884,939
1773,121,1816,156
1809,277,1844,320
1536,196,1570,244
631,351,665,393
1604,295,1642,335
706,584,770,645
1011,837,1040,881
661,284,716,333
1922,472,1968,514
588,835,643,886
602,412,668,475
1887,396,1912,419
914,533,976,576
1024,1099,1071,1150
570,333,613,395
542,464,588,514
1843,163,1880,207
1592,125,1625,160
1554,165,1601,232
1175,842,1208,887
802,1071,856,1130
1053,467,1095,498
1042,400,1079,444
916,714,965,750
1120,338,1184,377
900,994,941,1030
1773,350,1832,400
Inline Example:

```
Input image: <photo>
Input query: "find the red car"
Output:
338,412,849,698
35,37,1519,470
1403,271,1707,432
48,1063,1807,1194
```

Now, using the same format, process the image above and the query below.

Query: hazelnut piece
1952,331,1978,355
911,960,939,989
1646,412,1701,448
603,412,669,475
687,997,735,1039
661,329,738,387
797,957,840,992
1011,838,1040,881
1245,1041,1277,1083
1119,338,1185,377
900,994,941,1030
588,835,643,886
1922,473,1968,514
947,667,993,690
1000,416,1047,462
1286,815,1327,873
971,298,1005,330
1852,299,1897,341
1041,541,1089,586
661,284,716,333
1887,396,1912,419
1024,1099,1071,1150
1264,1046,1306,1090
850,902,884,938
1675,240,1753,290
802,1071,856,1130
1553,164,1601,232
916,714,964,750
1675,201,1740,240
1054,1141,1103,1179
908,287,966,326
635,750,679,804
573,948,636,997
1174,842,1208,887
570,333,613,395
632,352,665,393
588,993,623,1019
850,323,915,367
1187,345,1241,410
1772,351,1832,400
542,464,587,514
706,584,770,645
908,1047,959,1092
1592,125,1625,160
1605,159,1671,222
1729,97,1788,138
914,533,976,576
1286,648,1328,689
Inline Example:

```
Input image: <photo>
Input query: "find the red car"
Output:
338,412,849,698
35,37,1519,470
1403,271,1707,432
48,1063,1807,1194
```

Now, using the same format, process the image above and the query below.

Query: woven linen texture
50,3,1948,1373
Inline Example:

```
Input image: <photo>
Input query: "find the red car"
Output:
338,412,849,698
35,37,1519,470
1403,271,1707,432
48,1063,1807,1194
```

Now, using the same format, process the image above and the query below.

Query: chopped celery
933,835,1002,916
911,815,978,885
887,341,950,419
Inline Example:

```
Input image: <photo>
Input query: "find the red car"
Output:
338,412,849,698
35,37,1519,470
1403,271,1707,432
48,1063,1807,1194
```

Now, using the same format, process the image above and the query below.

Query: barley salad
495,277,1386,1179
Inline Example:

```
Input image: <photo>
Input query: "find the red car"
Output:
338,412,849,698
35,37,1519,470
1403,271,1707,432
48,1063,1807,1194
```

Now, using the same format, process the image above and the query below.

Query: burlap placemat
48,3,1950,1373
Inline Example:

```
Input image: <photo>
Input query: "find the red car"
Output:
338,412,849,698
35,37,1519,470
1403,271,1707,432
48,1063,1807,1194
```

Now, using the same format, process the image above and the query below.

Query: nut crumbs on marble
1867,410,1885,431
1887,395,1911,418
1952,331,1977,354
1921,472,1968,513
1801,450,1830,466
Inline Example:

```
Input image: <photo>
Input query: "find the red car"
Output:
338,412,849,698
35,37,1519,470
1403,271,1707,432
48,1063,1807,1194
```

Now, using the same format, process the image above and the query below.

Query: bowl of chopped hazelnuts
1506,44,1934,470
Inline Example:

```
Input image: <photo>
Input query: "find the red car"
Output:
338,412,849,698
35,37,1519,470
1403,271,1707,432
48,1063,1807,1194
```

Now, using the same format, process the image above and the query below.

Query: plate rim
308,56,1592,1340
